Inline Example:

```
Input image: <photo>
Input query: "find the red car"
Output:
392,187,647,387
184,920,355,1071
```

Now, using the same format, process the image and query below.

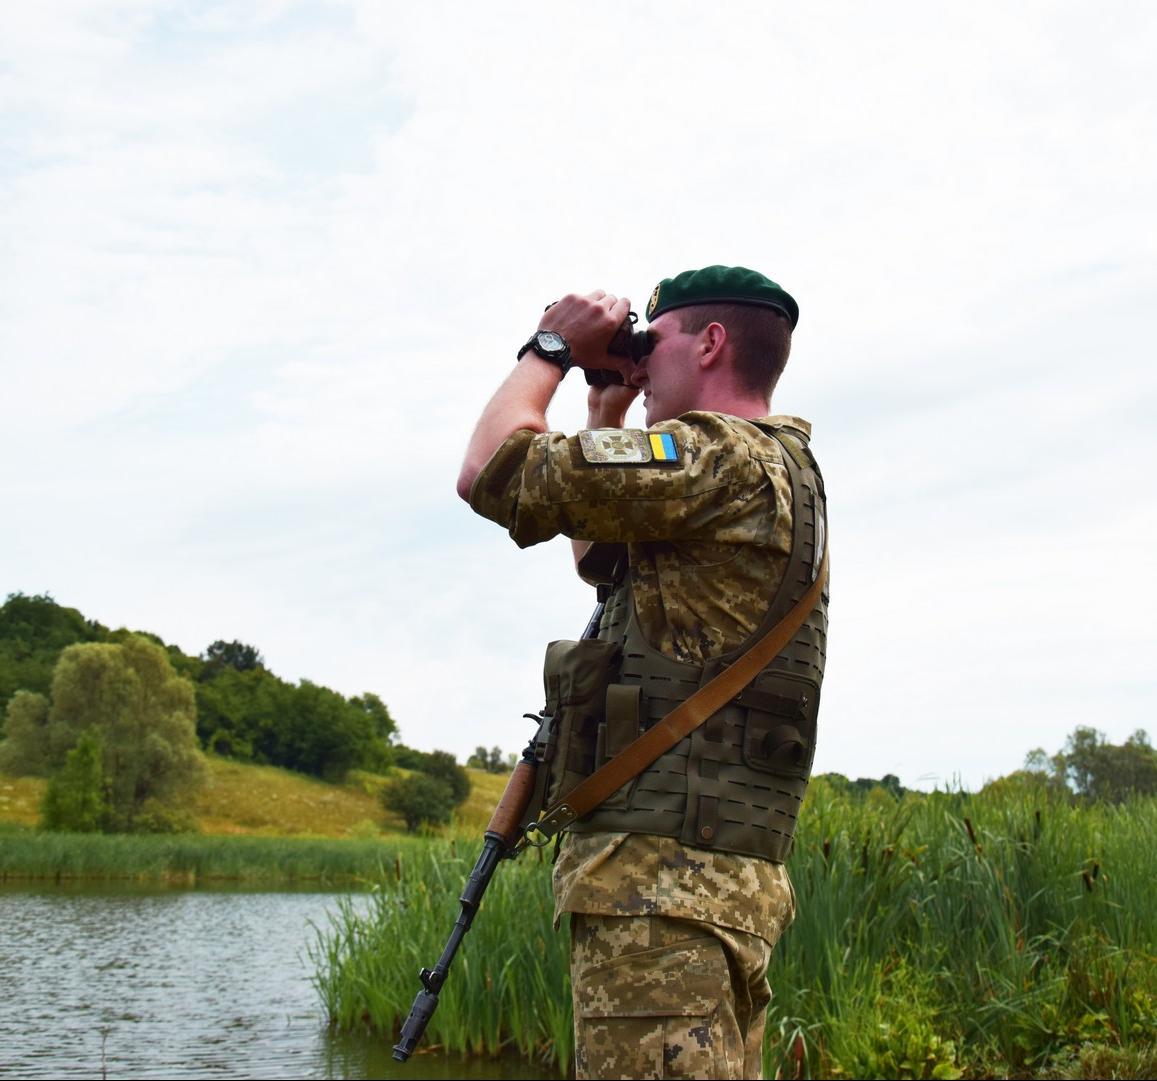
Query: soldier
457,266,828,1080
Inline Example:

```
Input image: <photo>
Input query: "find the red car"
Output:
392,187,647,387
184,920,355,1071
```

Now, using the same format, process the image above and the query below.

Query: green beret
645,265,799,329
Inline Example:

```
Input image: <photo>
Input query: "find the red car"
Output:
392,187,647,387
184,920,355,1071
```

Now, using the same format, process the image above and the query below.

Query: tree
202,639,264,673
195,664,394,779
848,773,907,798
0,691,52,775
31,636,205,830
277,679,369,780
1025,726,1157,803
467,745,507,773
1062,727,1156,802
40,732,107,832
0,593,107,721
194,664,284,761
0,596,400,784
419,749,471,806
350,692,398,748
387,747,472,802
382,774,455,832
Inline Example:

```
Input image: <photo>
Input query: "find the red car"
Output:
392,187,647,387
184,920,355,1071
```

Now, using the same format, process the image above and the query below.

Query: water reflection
0,885,546,1080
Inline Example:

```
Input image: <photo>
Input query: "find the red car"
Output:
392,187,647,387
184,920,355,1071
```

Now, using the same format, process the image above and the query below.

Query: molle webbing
569,424,828,863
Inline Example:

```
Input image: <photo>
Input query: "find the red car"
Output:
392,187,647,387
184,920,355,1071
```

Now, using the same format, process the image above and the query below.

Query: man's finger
608,296,631,323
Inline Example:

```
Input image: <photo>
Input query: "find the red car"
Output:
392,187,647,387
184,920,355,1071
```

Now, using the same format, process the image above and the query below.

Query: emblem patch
647,284,661,318
579,429,680,466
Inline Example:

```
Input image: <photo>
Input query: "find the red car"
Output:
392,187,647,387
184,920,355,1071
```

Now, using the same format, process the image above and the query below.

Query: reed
310,839,572,1073
0,830,431,885
768,781,1155,1078
313,783,1156,1078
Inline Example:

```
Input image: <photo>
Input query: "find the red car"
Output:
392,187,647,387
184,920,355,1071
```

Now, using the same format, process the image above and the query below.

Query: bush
392,745,428,770
389,747,472,806
127,800,199,834
420,750,471,806
382,774,455,832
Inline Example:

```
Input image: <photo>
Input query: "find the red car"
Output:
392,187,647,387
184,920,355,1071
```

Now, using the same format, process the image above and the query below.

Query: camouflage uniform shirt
469,410,808,942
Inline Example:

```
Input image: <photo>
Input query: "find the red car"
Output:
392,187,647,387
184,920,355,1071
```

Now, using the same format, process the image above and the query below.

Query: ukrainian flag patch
579,429,681,466
648,432,678,462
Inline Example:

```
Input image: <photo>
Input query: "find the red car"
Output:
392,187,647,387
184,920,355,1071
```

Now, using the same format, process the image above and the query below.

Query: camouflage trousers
569,913,775,1080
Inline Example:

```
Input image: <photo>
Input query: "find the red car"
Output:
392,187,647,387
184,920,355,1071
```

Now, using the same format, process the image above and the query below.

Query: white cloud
1,1,1155,787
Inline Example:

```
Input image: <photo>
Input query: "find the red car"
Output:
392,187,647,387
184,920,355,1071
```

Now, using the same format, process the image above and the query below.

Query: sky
2,1,1154,791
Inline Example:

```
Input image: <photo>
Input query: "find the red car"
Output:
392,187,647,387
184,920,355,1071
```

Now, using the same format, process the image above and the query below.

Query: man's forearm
457,290,634,504
456,354,563,502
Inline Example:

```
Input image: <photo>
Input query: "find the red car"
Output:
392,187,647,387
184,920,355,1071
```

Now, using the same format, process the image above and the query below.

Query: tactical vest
565,420,828,863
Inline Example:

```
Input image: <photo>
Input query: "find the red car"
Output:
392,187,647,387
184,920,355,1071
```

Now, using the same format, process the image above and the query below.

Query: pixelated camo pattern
472,412,811,936
553,831,796,940
470,412,806,664
570,912,775,1079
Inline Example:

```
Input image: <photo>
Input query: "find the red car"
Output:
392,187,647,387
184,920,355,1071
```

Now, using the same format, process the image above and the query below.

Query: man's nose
628,358,648,388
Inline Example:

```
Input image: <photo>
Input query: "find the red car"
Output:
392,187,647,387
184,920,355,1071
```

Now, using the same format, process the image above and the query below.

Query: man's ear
698,322,727,369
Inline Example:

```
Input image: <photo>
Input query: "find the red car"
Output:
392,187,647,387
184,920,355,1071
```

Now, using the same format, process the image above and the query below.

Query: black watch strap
518,330,572,373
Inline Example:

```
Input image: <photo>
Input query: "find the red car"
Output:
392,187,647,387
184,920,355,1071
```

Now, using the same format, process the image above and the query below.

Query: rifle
392,535,828,1061
391,598,605,1063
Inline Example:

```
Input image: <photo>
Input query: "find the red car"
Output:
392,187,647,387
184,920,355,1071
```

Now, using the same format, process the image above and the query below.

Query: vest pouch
592,683,643,811
537,638,621,810
738,673,819,780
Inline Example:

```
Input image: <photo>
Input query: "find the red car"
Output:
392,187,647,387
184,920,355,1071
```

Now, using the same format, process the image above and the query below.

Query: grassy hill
0,755,510,839
0,774,42,828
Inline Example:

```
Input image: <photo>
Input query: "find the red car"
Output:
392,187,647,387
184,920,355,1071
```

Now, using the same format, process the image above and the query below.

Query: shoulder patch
579,428,681,466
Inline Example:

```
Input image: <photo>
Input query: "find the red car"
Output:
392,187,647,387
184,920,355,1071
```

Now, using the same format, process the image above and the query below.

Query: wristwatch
517,330,572,374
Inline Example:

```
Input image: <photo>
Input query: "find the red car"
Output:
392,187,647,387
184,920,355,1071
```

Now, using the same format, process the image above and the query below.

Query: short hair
677,303,792,397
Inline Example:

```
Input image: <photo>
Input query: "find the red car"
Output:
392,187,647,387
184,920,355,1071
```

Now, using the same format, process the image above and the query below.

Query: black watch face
536,331,566,355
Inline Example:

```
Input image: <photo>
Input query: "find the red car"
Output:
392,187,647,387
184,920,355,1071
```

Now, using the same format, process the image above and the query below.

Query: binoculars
590,311,652,387
541,301,652,387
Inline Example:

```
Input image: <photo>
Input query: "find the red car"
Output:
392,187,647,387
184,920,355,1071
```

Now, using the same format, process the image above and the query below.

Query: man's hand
542,291,640,429
586,380,640,430
541,291,633,375
457,288,637,504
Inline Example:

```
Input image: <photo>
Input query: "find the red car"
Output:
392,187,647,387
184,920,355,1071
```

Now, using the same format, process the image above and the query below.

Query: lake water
0,885,547,1080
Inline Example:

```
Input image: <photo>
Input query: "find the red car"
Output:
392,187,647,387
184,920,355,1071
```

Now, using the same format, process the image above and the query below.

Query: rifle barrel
394,600,603,1063
392,835,506,1061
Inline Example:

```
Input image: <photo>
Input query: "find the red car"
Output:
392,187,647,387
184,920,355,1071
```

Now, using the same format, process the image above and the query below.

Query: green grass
0,774,46,827
310,839,571,1073
771,782,1156,1079
0,828,443,885
0,758,509,884
1,757,509,842
313,781,1157,1078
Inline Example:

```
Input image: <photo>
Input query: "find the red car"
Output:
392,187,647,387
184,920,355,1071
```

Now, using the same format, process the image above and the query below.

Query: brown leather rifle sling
521,544,829,848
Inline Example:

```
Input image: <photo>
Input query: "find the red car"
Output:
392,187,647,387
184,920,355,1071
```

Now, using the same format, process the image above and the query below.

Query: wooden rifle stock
485,759,537,844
